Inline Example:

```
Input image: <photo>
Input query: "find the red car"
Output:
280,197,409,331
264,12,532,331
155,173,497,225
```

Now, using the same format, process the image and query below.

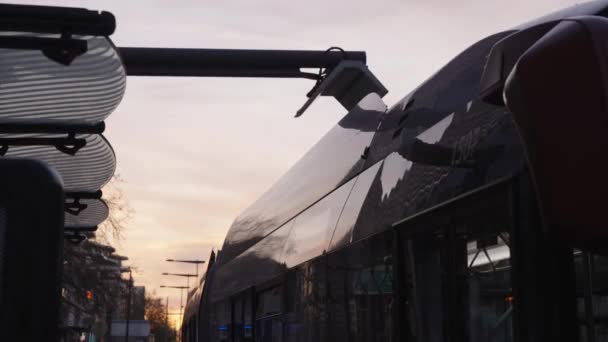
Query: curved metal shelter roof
64,198,109,229
0,133,115,193
0,34,125,125
0,18,124,234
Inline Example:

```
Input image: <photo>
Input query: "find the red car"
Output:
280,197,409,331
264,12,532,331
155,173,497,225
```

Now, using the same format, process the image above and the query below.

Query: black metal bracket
65,234,86,244
64,226,97,245
54,133,87,155
42,34,87,66
0,132,87,156
0,35,88,65
64,229,95,244
65,197,88,215
65,190,102,200
0,35,85,51
0,3,117,66
65,226,97,233
0,122,104,135
64,191,102,216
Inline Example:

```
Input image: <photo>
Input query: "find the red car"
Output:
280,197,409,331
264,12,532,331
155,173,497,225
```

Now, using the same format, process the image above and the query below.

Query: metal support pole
125,270,132,342
180,288,184,342
180,288,184,325
166,296,170,341
583,252,596,342
161,272,197,290
159,285,188,341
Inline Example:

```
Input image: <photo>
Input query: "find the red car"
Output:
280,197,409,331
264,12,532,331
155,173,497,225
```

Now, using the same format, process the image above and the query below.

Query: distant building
59,241,136,342
131,286,146,319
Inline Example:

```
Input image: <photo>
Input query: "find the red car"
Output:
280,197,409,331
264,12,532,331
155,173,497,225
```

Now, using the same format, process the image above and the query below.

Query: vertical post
392,228,404,342
166,296,170,342
583,252,596,342
125,270,132,342
106,309,112,342
180,287,184,342
166,296,169,325
510,173,578,342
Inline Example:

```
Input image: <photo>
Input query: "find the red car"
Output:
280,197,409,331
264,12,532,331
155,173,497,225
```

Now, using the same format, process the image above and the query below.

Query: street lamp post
160,285,189,333
166,296,169,325
120,268,132,342
165,259,205,277
161,272,197,289
164,258,204,341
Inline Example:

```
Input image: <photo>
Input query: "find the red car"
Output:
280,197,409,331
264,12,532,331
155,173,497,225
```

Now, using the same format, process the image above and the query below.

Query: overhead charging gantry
118,46,388,117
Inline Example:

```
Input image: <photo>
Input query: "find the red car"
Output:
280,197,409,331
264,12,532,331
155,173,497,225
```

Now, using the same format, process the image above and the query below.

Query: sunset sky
19,0,584,326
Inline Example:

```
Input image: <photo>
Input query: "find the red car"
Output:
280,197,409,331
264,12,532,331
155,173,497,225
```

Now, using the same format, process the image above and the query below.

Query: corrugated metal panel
0,34,125,124
64,198,109,228
0,133,115,192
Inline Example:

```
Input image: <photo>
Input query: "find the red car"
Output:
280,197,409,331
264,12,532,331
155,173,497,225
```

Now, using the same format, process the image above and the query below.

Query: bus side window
327,231,395,342
255,285,283,342
234,297,244,342
212,301,231,342
456,226,513,342
400,223,513,342
401,230,447,342
285,260,328,342
232,289,254,342
244,293,253,341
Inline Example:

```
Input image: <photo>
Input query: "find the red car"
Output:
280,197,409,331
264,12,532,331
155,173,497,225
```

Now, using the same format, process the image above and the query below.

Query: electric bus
181,1,608,342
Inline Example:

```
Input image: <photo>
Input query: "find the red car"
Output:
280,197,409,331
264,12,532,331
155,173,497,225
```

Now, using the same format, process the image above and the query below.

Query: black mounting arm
0,133,87,156
64,191,103,215
65,198,88,215
64,229,96,244
0,4,115,65
0,123,104,156
118,47,387,117
118,47,366,79
0,122,104,135
65,190,103,200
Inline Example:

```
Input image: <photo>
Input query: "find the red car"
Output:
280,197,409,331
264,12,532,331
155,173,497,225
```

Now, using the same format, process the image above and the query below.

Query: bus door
232,288,254,342
574,250,608,341
255,281,283,342
395,186,514,342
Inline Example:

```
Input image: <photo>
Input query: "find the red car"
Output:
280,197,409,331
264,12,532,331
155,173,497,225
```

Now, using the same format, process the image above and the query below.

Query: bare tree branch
97,174,135,244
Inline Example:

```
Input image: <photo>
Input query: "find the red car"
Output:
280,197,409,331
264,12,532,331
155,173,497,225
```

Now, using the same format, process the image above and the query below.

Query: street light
120,267,132,342
165,296,169,329
161,272,198,289
160,285,189,332
165,259,205,277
